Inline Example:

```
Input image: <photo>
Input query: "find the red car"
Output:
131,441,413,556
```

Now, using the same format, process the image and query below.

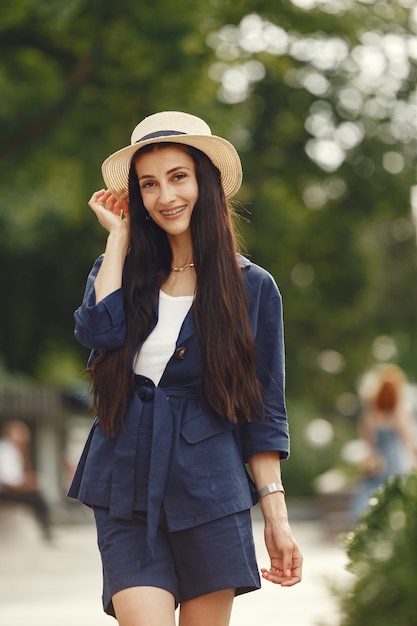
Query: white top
134,290,194,385
0,440,24,487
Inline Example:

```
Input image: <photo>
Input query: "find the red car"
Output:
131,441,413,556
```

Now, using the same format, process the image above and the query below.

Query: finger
261,568,301,587
260,567,288,584
282,556,293,579
261,565,302,587
280,574,302,587
288,561,303,585
89,190,109,210
89,190,104,205
106,194,119,214
109,195,128,217
118,198,129,216
100,190,114,207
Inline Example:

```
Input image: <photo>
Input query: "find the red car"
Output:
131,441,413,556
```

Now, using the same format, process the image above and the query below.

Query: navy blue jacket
68,254,289,553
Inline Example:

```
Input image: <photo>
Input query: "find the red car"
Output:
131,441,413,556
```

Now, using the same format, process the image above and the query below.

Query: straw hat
101,111,243,200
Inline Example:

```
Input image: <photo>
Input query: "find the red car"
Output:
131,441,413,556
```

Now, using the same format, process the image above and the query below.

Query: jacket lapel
176,305,195,345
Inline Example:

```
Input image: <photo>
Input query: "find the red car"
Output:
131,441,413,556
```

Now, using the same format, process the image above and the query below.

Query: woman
68,111,302,626
351,363,417,521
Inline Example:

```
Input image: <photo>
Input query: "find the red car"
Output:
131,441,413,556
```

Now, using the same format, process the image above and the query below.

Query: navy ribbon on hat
136,130,187,143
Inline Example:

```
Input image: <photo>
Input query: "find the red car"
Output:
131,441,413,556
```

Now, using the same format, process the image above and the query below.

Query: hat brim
101,134,242,200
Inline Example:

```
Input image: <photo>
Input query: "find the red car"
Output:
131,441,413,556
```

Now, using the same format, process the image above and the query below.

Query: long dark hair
88,143,263,436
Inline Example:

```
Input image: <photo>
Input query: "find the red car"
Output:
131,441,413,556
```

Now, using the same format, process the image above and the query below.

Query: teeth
161,206,186,216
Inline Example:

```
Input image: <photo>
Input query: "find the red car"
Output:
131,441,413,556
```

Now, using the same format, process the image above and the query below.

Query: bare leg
112,586,176,626
179,589,235,626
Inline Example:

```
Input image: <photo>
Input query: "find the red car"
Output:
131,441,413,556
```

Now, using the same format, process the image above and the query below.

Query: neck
168,233,194,272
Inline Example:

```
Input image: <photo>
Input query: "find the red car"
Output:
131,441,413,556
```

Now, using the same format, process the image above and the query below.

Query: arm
88,189,130,303
248,451,303,587
396,407,417,465
242,266,302,585
73,190,130,350
358,404,376,448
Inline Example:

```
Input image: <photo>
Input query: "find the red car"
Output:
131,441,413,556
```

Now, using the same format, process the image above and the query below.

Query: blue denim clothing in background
68,254,289,557
351,424,410,521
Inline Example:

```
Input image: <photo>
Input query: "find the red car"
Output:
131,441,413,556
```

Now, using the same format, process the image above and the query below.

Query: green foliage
1,0,417,496
229,4,417,409
338,471,417,626
0,0,224,377
281,400,356,496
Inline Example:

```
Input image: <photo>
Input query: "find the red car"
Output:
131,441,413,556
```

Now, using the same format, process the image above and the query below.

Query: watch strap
257,482,285,499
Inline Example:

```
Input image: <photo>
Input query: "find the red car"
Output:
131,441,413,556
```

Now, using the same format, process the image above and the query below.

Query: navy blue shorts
93,507,261,617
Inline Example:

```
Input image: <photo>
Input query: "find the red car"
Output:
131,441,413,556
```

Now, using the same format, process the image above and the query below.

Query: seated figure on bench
0,420,51,540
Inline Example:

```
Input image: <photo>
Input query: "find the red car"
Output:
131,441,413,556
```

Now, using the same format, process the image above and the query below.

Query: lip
160,205,187,218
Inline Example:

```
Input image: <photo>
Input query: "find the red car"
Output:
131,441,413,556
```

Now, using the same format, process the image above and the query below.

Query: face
135,145,199,238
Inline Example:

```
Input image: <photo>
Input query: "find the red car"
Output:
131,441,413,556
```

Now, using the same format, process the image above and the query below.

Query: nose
158,181,176,205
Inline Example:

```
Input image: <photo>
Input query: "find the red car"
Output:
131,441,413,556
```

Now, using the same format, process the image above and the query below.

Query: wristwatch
257,482,285,499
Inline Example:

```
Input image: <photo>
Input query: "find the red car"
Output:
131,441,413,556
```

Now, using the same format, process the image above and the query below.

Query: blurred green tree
0,0,416,439
0,0,225,379
203,1,417,416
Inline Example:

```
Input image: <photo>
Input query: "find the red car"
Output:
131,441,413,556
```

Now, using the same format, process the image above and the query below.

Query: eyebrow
138,165,193,181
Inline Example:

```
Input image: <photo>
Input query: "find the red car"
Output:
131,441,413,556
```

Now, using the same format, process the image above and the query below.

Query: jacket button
175,346,187,360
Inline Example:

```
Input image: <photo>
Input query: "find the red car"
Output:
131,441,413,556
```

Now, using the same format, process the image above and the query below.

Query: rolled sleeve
239,420,289,462
74,256,127,350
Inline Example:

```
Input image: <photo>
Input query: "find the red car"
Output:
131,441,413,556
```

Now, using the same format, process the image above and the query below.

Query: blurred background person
0,419,52,540
351,363,417,521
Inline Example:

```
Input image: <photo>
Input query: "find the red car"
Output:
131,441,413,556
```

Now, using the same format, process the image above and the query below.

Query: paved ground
0,503,352,626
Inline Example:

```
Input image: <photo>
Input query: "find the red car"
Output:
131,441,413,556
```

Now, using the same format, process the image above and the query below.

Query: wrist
257,482,288,522
107,227,129,242
257,482,285,500
106,229,130,255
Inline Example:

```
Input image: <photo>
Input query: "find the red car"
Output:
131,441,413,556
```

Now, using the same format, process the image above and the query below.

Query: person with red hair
351,363,417,520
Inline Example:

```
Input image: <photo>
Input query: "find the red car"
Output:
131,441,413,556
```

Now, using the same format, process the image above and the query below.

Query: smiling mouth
161,206,187,216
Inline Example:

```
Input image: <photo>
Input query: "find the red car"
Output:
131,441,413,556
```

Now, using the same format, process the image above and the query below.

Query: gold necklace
170,262,195,272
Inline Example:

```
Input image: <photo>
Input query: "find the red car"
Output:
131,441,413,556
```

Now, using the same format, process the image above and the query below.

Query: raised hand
88,189,129,234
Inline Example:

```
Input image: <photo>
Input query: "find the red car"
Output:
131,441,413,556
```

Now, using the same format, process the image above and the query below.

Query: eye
173,172,187,181
141,180,155,189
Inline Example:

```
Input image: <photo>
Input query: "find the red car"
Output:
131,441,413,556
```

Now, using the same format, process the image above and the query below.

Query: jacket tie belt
109,374,200,561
